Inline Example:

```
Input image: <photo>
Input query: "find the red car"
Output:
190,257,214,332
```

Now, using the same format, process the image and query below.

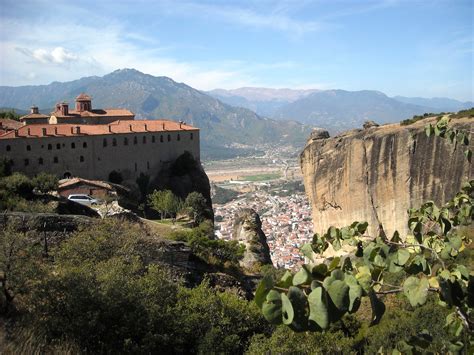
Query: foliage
32,172,58,193
450,107,474,119
171,150,198,176
0,109,21,121
108,170,123,184
425,115,472,162
0,172,34,197
184,191,210,225
170,221,245,267
255,181,473,352
212,184,239,204
0,158,12,178
148,189,183,219
400,112,442,125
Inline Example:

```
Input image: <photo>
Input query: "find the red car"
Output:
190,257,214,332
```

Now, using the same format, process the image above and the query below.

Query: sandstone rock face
300,117,473,238
232,209,272,269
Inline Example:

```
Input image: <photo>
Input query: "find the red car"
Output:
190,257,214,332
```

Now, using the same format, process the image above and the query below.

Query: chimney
108,125,112,133
75,126,80,134
55,103,60,112
42,128,47,136
27,128,31,135
129,124,133,132
14,130,19,137
60,102,69,116
54,127,58,135
30,106,39,114
162,123,165,130
144,123,148,131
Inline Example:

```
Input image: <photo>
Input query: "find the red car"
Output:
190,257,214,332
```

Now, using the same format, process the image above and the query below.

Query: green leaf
300,243,314,262
281,293,294,325
255,275,274,309
356,266,372,292
262,290,282,324
308,286,329,330
277,271,293,288
345,274,362,313
327,280,349,312
369,291,385,326
356,221,368,234
312,263,328,278
403,276,429,307
396,249,410,266
293,265,312,286
328,257,341,271
287,286,308,332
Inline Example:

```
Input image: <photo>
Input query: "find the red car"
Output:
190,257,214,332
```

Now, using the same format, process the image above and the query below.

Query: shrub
32,172,58,193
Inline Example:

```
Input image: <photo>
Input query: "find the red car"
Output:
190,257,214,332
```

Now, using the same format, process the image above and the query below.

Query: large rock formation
300,117,473,238
232,209,272,269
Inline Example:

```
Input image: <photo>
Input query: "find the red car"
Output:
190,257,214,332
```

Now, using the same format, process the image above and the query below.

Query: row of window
22,156,85,166
4,132,194,152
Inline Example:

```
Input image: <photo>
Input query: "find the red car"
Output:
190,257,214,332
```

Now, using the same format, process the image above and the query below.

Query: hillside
0,69,313,159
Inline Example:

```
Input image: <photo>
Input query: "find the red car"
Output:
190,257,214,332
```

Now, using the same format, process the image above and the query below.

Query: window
190,133,193,140
71,142,76,149
134,163,137,172
26,145,31,151
160,135,163,143
112,138,117,146
124,137,129,146
103,138,107,147
80,155,84,162
53,157,58,163
56,143,61,150
177,134,180,141
83,142,87,148
134,136,138,145
38,157,43,165
6,145,11,152
143,136,146,144
152,135,156,143
167,134,171,142
24,159,29,166
147,161,150,170
48,144,52,150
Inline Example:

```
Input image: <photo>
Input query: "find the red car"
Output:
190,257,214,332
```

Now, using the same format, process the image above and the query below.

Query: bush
108,170,123,184
0,173,34,197
32,172,58,193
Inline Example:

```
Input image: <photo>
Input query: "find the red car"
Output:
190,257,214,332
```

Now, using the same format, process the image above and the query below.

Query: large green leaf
262,290,282,324
255,275,274,309
281,293,294,325
345,274,363,313
300,243,314,262
369,291,385,326
356,266,372,292
276,270,293,288
403,276,429,307
396,249,411,266
308,286,329,330
327,280,349,312
287,286,309,332
293,265,312,286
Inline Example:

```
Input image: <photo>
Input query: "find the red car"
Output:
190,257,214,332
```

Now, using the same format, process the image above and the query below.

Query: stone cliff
232,209,272,270
300,116,473,238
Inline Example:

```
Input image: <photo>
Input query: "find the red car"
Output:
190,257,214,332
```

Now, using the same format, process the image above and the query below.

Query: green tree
32,172,58,193
148,189,182,219
184,191,210,225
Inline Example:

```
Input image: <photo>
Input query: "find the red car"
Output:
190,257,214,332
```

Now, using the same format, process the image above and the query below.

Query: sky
0,0,472,101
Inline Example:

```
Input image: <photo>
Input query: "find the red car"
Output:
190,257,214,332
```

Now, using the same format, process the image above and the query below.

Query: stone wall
300,117,473,238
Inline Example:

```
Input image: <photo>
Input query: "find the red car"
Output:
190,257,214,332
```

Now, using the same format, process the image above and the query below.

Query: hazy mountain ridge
208,87,471,133
0,69,313,159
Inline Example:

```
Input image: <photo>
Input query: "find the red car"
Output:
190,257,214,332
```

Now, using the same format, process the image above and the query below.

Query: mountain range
209,88,473,133
0,69,312,159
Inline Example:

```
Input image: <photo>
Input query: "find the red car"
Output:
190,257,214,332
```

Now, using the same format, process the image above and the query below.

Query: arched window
143,136,146,144
167,134,171,142
177,134,181,141
112,138,117,146
152,135,156,143
190,133,193,140
56,143,61,150
53,157,58,163
71,142,76,149
124,137,129,146
134,136,138,145
38,157,43,165
80,156,84,162
6,145,11,152
103,138,107,147
24,159,29,166
48,144,52,150
83,142,87,148
26,145,31,151
160,135,163,143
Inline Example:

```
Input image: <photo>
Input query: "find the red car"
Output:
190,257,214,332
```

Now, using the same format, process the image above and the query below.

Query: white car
67,194,99,207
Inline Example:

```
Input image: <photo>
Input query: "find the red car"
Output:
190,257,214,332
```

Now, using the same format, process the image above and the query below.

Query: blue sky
0,0,472,100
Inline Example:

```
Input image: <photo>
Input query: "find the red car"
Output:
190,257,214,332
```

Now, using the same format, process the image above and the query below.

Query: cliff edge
300,116,473,238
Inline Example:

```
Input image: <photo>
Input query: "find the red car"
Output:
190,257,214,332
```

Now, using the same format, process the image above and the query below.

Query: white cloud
20,46,79,64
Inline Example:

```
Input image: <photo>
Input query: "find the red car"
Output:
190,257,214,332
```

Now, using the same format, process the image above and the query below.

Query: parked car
67,194,99,207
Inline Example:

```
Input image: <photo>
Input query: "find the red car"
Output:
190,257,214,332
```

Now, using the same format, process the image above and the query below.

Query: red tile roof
19,113,50,120
52,108,134,118
58,177,114,190
0,118,23,130
76,93,92,101
0,119,197,139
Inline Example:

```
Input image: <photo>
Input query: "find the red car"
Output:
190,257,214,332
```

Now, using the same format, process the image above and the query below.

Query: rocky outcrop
300,117,473,238
232,209,272,269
